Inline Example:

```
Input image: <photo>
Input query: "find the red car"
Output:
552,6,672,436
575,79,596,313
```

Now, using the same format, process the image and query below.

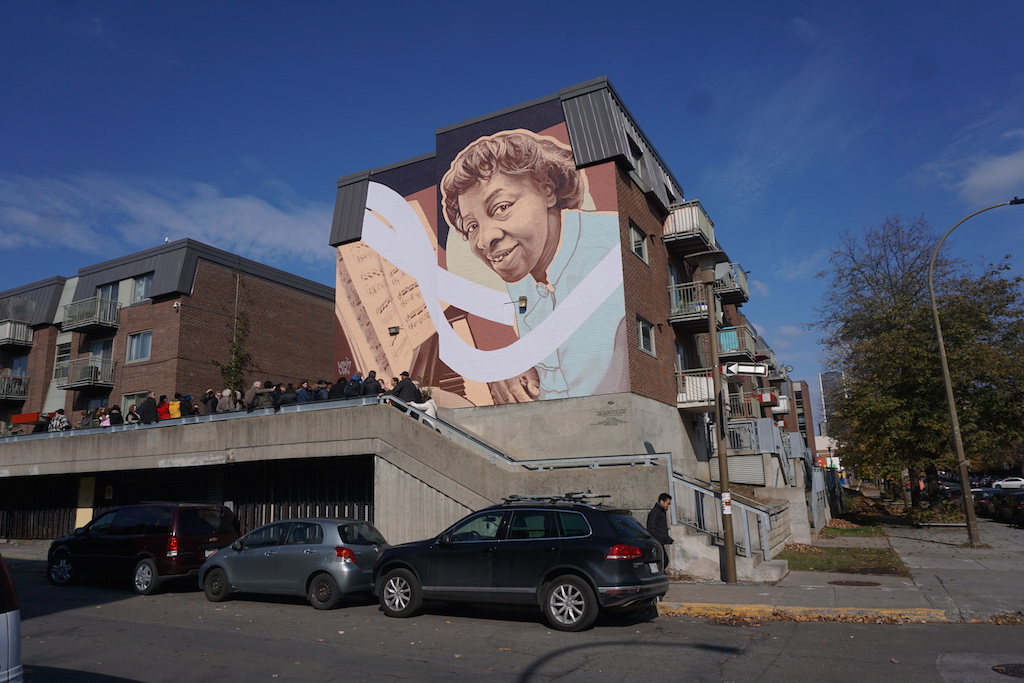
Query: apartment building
329,77,807,492
0,239,335,434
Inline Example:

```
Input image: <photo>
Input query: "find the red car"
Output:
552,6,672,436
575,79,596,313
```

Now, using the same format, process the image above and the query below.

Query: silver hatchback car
198,518,388,609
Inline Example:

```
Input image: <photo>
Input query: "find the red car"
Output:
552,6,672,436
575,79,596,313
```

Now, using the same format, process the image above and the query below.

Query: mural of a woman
441,130,628,403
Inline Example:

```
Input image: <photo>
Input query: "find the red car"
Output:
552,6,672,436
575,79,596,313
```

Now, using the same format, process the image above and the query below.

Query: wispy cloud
771,246,832,282
0,173,333,269
917,94,1024,206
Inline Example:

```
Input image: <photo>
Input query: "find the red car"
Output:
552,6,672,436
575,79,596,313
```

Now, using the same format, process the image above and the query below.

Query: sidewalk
658,517,1024,623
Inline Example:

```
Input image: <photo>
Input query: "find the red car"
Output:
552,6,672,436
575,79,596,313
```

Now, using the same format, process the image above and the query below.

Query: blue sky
3,1,1024,426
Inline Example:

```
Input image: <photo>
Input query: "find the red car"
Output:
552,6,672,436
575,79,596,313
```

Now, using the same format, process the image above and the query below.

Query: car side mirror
74,527,86,536
438,532,453,545
231,540,244,551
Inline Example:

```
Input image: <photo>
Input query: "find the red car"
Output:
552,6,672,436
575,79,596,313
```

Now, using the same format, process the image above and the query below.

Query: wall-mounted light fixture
388,326,400,336
172,301,181,312
518,296,528,313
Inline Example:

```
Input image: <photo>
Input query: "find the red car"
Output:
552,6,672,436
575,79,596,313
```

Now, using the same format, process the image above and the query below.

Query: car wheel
132,558,161,596
379,568,422,618
47,555,76,586
307,572,342,610
203,567,231,602
543,575,598,632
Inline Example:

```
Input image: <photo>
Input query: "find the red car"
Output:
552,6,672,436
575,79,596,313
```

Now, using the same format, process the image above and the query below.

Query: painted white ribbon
361,181,622,382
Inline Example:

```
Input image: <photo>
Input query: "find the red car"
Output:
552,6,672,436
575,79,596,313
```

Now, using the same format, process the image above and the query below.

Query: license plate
648,562,658,573
205,549,217,557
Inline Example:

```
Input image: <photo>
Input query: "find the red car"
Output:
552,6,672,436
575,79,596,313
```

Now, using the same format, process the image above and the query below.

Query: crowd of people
46,370,439,432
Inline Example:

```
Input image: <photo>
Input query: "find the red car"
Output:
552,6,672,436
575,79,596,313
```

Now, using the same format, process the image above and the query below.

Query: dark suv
47,502,239,595
373,494,669,631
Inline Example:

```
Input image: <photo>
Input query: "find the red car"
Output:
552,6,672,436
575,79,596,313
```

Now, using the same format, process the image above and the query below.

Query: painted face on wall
457,172,561,284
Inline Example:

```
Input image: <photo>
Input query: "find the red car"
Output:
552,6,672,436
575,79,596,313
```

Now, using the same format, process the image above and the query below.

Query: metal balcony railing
715,263,749,304
718,325,757,359
663,200,715,255
675,368,715,412
728,391,760,419
667,283,723,331
55,357,115,388
0,374,28,400
62,297,121,331
0,320,33,346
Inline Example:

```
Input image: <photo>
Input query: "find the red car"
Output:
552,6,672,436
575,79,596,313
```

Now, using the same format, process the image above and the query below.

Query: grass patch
818,525,886,539
776,544,911,576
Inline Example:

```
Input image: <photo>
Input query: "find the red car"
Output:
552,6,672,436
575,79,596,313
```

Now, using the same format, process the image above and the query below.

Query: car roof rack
501,492,612,505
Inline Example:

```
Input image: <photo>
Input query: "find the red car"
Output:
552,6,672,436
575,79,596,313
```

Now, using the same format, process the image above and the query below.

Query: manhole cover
827,580,881,587
993,663,1024,678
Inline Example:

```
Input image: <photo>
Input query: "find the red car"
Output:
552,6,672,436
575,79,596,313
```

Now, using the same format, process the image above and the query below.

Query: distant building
0,239,335,433
817,370,844,437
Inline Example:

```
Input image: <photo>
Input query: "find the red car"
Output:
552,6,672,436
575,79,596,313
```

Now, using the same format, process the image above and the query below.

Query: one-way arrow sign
722,362,769,377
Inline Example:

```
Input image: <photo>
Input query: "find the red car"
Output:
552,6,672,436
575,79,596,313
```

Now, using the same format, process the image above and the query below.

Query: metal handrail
0,374,29,399
63,297,121,329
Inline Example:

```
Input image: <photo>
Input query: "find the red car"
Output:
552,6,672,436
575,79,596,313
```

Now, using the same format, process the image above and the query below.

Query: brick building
0,239,335,433
329,77,808,493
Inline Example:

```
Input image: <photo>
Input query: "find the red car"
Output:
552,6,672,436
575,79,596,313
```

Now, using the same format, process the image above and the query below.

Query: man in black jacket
646,493,674,568
138,391,159,424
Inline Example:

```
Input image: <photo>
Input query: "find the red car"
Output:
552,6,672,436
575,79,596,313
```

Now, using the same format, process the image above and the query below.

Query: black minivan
47,502,239,595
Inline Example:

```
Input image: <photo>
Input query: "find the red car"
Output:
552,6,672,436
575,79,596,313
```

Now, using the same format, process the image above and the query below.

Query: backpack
344,377,362,398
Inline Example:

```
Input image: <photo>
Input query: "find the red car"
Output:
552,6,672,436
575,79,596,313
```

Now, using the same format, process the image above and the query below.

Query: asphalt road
8,563,1024,683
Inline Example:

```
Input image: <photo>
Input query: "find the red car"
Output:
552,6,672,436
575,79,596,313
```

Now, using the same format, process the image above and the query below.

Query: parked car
373,494,669,632
199,518,388,609
1007,491,1024,528
993,476,1024,490
1,554,24,683
990,489,1020,523
973,489,1002,517
47,502,239,595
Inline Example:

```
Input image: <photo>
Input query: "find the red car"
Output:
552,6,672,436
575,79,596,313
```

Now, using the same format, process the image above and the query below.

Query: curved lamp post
927,197,1023,546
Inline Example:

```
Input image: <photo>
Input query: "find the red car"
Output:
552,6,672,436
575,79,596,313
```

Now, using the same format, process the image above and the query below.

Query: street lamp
927,196,1024,546
685,249,737,583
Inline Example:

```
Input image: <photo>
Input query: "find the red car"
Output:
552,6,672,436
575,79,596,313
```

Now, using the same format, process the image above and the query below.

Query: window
508,510,557,540
448,511,505,542
638,317,656,356
556,511,591,538
628,136,645,181
629,222,648,263
96,282,119,302
127,331,152,362
122,391,147,410
286,522,324,546
132,273,153,302
53,342,71,380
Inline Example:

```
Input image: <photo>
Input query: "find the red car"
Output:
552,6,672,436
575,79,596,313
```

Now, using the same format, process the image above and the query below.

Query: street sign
721,362,769,377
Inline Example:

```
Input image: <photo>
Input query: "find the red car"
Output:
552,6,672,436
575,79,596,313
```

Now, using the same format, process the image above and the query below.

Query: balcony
667,283,723,333
676,368,715,412
715,263,749,305
0,320,33,347
55,357,115,389
663,200,715,258
756,387,780,407
0,374,28,401
62,297,121,332
728,391,760,419
718,325,757,361
771,394,791,415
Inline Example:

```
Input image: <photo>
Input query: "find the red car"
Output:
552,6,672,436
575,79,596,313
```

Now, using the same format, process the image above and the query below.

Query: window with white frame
132,273,153,302
629,222,648,263
637,317,656,356
53,342,71,380
126,331,152,362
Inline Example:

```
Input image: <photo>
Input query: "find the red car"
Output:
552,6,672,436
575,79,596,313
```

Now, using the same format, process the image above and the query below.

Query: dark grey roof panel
72,239,333,302
330,172,371,247
0,277,67,326
560,78,684,211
